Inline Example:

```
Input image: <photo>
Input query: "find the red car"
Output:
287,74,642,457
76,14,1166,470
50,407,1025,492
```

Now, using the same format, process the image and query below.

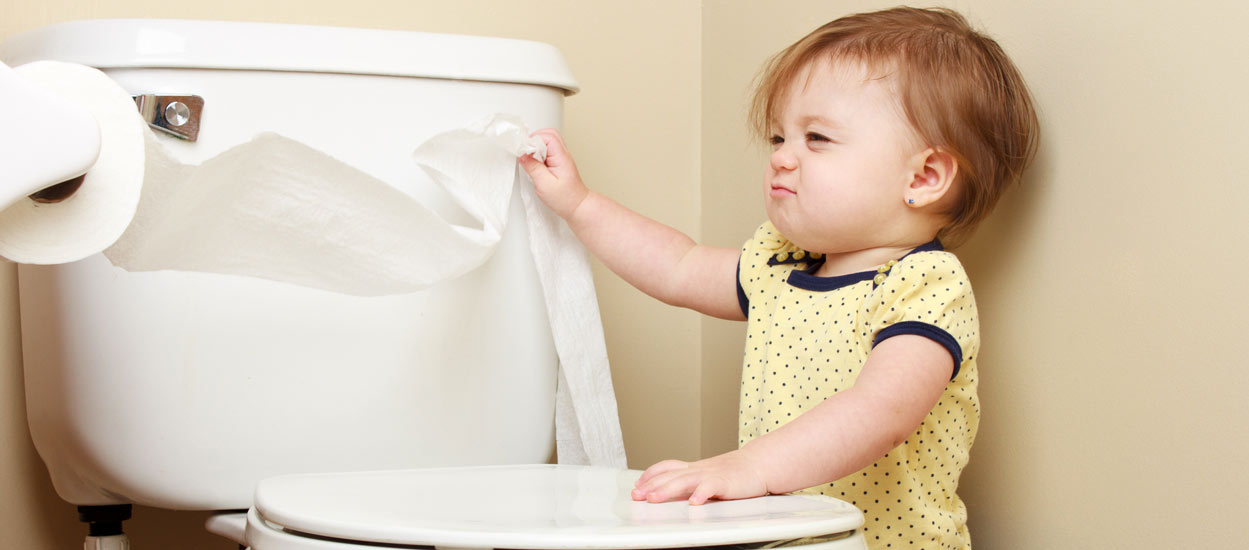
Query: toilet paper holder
30,94,203,204
133,94,203,141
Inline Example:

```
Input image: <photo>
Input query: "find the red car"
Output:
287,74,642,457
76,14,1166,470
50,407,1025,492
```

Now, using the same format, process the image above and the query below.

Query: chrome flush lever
133,94,203,141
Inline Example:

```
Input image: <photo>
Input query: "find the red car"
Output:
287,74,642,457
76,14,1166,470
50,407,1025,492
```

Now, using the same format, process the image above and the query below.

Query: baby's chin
766,212,811,250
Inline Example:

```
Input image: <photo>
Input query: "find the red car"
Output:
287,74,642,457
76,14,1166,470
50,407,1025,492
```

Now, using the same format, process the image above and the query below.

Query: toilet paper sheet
519,171,628,468
107,126,520,295
2,60,625,466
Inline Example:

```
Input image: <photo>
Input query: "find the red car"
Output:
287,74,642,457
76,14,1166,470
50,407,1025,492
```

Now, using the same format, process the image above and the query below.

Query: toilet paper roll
0,61,145,264
0,59,102,213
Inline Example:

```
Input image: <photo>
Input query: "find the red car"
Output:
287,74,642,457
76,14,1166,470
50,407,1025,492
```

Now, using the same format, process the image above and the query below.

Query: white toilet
1,20,866,550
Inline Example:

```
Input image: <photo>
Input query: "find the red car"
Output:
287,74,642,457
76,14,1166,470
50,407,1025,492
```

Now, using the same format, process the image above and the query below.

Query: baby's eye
768,135,785,147
806,132,831,143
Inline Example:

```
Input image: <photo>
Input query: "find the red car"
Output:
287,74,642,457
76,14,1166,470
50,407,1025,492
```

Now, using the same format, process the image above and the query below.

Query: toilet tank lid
0,19,579,95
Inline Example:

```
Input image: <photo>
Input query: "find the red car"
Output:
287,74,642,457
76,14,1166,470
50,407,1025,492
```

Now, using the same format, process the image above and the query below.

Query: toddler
521,6,1038,549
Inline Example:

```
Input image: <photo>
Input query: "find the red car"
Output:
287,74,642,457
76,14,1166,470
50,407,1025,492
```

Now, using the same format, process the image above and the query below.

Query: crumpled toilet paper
1,60,626,467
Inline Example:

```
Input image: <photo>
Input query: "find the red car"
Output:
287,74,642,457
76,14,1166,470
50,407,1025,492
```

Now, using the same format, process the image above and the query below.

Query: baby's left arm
631,333,953,505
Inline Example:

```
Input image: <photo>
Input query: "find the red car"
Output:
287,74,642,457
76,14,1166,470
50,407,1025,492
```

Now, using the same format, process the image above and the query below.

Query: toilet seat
242,464,866,550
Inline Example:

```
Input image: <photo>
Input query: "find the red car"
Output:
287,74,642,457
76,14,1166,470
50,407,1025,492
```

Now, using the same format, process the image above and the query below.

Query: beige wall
2,0,1247,548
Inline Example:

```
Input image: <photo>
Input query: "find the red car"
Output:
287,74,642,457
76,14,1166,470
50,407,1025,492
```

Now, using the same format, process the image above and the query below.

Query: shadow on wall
954,139,1053,293
947,130,1055,540
16,429,80,549
128,507,235,550
1,308,79,550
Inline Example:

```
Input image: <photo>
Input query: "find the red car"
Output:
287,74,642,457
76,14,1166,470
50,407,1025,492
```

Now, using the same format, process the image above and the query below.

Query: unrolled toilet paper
1,60,625,467
108,124,526,296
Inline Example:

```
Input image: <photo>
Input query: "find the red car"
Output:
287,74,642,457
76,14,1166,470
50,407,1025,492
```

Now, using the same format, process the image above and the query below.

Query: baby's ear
905,148,958,208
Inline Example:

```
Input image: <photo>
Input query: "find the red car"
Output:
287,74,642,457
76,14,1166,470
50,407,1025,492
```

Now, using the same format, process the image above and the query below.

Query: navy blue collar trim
786,239,944,292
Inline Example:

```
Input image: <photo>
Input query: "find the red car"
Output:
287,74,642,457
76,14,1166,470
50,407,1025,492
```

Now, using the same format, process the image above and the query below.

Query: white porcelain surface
249,465,864,549
0,19,578,94
7,21,568,509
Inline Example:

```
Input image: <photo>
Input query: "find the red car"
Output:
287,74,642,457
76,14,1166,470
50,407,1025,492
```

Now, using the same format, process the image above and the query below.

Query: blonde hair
750,7,1039,245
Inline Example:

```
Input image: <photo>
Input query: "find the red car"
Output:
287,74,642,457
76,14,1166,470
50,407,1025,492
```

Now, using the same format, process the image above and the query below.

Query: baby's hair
750,7,1039,245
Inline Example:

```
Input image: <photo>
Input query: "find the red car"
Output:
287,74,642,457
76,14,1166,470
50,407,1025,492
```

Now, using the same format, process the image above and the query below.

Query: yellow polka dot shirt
736,222,980,549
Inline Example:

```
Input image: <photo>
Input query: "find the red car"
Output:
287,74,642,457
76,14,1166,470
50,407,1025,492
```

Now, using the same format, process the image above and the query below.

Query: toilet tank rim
0,18,580,95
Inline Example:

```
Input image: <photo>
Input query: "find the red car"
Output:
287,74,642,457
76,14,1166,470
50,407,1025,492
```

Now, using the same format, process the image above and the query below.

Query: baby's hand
631,450,770,505
518,128,589,220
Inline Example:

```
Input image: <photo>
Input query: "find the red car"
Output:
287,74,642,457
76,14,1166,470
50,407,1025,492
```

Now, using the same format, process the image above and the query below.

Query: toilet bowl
2,19,865,550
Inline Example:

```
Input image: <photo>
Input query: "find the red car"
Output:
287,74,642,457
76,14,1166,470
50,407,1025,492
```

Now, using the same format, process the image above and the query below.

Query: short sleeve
736,222,811,317
867,252,979,380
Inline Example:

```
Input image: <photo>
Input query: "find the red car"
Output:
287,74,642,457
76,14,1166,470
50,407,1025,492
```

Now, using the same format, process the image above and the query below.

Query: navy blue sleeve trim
736,257,749,318
873,321,963,380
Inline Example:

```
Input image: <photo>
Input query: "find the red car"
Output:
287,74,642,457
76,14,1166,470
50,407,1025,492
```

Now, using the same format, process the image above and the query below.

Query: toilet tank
1,20,574,510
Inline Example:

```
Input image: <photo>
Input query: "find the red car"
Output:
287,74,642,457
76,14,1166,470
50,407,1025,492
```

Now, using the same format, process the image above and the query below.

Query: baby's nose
769,147,798,171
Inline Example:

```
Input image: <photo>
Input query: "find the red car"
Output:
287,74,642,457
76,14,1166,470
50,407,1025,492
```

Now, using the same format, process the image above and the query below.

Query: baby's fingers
636,459,688,486
518,152,548,177
528,129,571,167
635,470,701,503
687,477,728,506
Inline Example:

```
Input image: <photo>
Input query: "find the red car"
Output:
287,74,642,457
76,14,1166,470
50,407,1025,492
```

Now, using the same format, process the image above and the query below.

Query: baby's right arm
520,129,744,321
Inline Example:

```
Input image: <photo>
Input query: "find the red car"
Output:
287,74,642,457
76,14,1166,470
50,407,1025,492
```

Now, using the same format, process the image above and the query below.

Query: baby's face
763,60,927,255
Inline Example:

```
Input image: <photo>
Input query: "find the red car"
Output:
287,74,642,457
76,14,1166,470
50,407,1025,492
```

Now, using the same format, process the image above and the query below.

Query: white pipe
84,534,130,550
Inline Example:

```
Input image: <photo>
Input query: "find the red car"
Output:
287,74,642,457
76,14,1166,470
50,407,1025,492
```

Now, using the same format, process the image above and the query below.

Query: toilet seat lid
253,464,863,549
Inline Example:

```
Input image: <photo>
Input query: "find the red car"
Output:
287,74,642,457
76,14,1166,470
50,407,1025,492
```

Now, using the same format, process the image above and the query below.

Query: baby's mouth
769,184,796,197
